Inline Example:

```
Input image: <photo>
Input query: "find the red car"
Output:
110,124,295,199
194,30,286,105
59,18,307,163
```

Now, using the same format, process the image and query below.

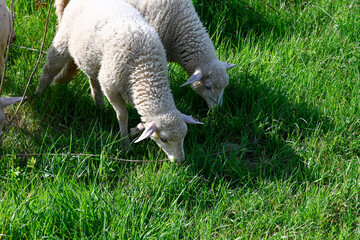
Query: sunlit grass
0,0,359,239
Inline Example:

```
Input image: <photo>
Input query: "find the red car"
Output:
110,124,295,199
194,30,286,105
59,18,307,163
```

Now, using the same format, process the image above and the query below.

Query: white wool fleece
125,0,218,71
38,0,204,162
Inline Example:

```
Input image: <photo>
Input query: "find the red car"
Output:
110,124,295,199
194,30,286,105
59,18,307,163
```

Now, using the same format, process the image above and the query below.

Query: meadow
1,0,359,238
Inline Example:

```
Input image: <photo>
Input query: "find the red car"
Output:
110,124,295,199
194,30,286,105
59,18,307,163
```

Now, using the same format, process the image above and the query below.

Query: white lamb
37,0,203,162
0,0,16,78
53,0,235,108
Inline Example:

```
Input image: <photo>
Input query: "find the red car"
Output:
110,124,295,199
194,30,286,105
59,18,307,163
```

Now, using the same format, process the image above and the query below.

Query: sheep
53,0,235,108
0,97,25,144
0,0,16,78
37,0,203,162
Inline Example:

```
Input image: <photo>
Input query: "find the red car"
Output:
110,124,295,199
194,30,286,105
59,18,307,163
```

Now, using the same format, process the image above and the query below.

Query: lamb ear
134,122,157,143
180,70,203,87
1,96,26,108
182,114,204,125
223,62,236,70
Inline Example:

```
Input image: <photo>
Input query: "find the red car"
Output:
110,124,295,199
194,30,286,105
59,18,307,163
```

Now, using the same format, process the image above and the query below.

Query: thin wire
0,144,246,163
2,153,169,163
10,44,47,53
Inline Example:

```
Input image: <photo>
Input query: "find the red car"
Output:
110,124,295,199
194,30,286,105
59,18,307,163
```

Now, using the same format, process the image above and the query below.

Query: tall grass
1,0,359,239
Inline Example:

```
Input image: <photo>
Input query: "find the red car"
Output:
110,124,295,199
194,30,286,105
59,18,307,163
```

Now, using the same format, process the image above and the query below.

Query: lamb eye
160,137,168,143
205,84,211,90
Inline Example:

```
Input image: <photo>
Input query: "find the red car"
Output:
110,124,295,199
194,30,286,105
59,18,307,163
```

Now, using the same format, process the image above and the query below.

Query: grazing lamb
0,0,16,78
37,0,203,162
0,97,25,144
53,0,235,108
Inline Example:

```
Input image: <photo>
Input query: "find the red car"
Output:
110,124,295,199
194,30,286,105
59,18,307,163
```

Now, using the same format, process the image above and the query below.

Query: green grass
1,0,360,239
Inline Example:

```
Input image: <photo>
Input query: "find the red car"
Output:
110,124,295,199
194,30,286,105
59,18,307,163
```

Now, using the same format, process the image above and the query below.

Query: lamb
53,0,235,108
0,0,16,78
37,0,203,162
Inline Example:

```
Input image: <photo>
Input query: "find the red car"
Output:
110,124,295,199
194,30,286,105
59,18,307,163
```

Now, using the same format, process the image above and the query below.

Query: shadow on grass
185,72,333,189
193,0,324,47
1,78,160,180
193,0,282,44
1,70,332,191
12,79,141,154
